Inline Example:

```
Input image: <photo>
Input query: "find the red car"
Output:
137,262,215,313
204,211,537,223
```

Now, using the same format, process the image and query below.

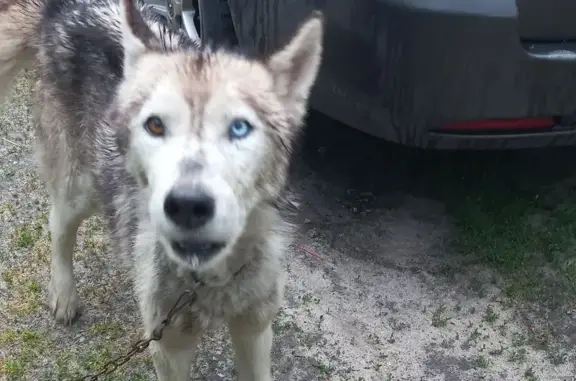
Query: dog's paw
48,277,80,325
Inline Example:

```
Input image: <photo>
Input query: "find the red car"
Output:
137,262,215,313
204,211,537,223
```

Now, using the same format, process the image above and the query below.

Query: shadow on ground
296,112,576,308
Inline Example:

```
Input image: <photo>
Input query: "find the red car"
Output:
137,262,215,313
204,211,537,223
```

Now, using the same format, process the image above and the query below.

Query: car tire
146,0,237,46
193,0,238,46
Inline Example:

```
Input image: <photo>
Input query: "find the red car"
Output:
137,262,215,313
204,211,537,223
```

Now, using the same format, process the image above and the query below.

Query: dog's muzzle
163,183,226,259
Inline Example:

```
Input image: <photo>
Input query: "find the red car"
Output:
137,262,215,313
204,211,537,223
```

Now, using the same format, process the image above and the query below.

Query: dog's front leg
228,313,274,381
149,337,198,381
139,292,199,381
47,194,93,325
144,317,199,381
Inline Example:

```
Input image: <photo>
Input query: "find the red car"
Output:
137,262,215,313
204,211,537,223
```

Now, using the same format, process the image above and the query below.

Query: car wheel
147,0,237,46
191,0,238,45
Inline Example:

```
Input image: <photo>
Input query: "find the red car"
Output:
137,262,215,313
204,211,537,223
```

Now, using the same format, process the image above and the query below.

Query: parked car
147,0,576,150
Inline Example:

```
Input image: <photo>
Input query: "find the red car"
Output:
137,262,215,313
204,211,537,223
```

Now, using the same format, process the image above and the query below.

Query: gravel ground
1,72,576,380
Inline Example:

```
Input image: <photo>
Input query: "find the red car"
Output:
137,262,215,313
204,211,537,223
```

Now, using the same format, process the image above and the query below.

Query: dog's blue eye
229,119,253,140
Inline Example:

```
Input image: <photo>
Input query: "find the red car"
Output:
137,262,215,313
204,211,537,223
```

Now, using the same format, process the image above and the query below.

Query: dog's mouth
170,239,225,258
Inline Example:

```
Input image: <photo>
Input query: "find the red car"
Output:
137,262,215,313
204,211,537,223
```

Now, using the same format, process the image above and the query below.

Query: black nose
163,186,215,229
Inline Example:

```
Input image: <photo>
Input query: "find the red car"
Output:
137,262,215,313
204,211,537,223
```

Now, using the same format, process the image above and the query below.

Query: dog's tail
0,0,46,104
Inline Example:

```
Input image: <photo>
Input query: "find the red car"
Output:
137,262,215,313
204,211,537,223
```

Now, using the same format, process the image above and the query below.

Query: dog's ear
267,12,324,106
120,0,161,75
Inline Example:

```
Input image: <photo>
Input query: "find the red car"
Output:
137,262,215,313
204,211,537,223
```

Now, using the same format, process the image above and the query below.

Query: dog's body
0,0,323,379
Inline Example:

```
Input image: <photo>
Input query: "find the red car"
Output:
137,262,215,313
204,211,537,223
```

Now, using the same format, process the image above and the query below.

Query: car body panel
226,0,576,149
518,0,576,41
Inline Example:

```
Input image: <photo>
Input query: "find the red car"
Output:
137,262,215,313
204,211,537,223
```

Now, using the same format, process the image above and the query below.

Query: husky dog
0,0,323,379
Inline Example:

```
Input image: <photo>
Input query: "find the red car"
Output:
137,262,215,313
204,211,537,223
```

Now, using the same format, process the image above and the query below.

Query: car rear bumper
229,0,576,149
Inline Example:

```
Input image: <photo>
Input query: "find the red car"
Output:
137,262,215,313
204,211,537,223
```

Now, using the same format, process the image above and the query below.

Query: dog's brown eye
144,116,165,137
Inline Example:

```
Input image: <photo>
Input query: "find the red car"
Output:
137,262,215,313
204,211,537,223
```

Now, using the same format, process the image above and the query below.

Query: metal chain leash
75,288,200,381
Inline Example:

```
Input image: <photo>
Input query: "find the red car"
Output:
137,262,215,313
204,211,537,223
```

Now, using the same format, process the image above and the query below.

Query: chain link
75,289,199,381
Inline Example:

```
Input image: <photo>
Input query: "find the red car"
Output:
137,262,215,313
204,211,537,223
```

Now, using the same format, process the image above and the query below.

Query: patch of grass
53,350,151,381
302,332,324,349
313,360,334,376
300,292,321,305
440,337,456,349
0,202,16,218
467,327,482,343
431,304,451,328
78,345,149,380
0,329,19,345
524,324,554,351
89,321,125,339
469,277,486,297
0,328,51,379
488,346,505,356
418,148,576,307
507,347,528,363
523,367,539,381
0,358,25,379
438,264,458,280
470,355,491,369
83,216,107,253
2,217,49,316
11,221,43,249
483,305,499,324
1,270,14,286
7,275,43,317
81,345,114,373
511,331,528,347
25,279,41,293
272,309,302,335
55,353,81,380
388,316,409,331
547,346,568,365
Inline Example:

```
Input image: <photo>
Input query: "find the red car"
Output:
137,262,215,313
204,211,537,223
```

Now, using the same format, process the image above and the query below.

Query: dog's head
111,0,323,270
